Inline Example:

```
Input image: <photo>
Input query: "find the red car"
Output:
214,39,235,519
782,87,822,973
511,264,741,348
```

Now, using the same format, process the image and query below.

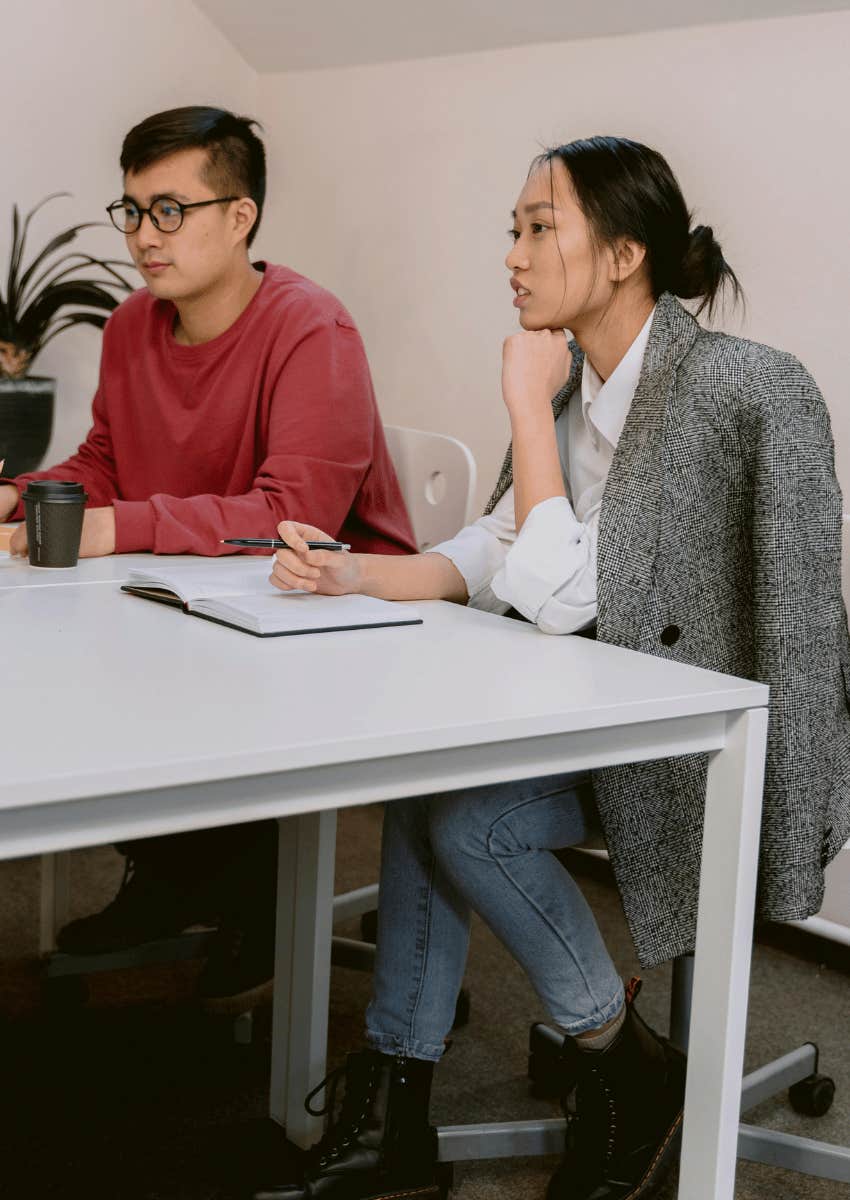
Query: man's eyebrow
510,201,558,219
121,191,192,204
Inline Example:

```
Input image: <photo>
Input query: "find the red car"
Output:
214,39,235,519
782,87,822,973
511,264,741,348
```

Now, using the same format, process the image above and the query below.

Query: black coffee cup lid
22,480,88,503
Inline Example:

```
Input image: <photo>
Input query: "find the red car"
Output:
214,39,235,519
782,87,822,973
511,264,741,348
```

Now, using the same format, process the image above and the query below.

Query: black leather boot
56,854,218,955
254,1048,450,1200
547,981,686,1200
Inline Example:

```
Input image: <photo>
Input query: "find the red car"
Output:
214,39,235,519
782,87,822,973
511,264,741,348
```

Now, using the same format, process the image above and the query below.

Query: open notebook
121,560,422,638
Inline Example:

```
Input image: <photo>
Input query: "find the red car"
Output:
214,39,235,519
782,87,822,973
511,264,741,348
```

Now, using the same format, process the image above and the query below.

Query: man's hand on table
9,505,117,558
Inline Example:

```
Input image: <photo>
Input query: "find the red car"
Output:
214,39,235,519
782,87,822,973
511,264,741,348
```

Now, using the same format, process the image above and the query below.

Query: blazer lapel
596,294,700,646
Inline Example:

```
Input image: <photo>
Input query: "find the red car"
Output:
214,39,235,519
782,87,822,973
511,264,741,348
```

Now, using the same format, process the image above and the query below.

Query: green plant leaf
13,223,101,311
12,193,73,307
6,204,21,314
20,253,136,307
17,281,121,348
37,311,109,350
2,194,133,368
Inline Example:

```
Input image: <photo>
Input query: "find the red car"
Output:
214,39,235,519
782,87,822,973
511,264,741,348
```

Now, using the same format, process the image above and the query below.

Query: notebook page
193,591,421,635
124,558,291,604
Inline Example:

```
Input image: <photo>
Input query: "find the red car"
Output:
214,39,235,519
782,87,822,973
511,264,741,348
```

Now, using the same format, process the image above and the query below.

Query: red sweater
6,264,416,557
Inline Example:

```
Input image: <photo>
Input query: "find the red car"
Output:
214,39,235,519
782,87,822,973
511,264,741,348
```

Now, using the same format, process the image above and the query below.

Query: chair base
44,929,217,978
497,1023,850,1183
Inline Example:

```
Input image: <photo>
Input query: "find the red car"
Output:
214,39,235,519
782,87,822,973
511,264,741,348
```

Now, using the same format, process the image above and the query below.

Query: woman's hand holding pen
270,520,363,595
501,329,572,421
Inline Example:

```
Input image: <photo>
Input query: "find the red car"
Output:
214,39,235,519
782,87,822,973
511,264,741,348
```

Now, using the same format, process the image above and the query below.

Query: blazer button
660,625,680,647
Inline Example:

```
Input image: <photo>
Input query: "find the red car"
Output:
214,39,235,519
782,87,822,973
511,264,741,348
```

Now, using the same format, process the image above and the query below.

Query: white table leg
38,851,71,954
678,706,768,1200
270,816,299,1126
269,808,337,1149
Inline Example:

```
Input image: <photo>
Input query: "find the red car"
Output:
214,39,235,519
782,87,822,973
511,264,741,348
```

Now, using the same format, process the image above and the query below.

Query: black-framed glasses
105,195,239,234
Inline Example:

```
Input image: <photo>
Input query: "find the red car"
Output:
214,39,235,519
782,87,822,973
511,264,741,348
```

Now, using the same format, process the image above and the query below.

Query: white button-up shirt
430,310,654,635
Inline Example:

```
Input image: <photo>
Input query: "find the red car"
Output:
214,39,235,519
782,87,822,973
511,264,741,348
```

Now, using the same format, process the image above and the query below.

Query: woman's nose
506,241,528,271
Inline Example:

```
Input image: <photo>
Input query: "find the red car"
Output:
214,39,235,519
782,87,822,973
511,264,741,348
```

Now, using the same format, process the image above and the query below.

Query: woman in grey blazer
257,138,850,1200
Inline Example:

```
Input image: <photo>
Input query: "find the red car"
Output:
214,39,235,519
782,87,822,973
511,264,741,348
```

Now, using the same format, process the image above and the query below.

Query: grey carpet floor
0,805,847,1199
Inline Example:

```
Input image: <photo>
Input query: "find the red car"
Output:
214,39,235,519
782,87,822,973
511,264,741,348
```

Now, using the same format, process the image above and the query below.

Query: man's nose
131,211,163,249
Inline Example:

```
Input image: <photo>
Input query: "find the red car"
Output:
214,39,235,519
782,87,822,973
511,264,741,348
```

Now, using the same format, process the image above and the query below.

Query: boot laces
590,1065,618,1166
567,1062,620,1173
303,1056,381,1168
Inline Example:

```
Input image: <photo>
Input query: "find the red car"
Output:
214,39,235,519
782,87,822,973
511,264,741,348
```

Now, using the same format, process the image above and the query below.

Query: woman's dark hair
120,106,266,247
533,136,742,316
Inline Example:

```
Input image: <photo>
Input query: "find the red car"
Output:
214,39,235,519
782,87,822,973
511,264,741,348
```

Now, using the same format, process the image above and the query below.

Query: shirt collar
579,306,655,449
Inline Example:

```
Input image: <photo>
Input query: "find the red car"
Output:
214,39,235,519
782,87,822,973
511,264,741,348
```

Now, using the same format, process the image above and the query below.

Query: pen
221,537,351,552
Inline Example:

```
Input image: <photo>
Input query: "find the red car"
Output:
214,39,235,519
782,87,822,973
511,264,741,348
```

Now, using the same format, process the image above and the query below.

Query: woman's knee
427,793,493,865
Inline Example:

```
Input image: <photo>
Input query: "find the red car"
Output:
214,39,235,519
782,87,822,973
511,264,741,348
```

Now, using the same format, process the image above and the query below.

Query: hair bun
676,224,727,302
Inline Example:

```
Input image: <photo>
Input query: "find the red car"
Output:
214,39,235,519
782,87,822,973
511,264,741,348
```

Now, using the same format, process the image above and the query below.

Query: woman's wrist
505,393,554,428
358,553,409,599
347,552,368,595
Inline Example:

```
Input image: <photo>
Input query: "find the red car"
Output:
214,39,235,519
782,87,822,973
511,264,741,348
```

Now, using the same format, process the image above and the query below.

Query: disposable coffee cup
22,480,88,568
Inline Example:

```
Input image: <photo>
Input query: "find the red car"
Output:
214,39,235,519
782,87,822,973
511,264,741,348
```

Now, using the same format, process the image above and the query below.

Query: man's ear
609,238,647,283
232,197,258,246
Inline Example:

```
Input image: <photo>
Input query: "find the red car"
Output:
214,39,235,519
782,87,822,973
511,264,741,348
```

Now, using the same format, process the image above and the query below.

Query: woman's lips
142,262,171,274
513,287,531,308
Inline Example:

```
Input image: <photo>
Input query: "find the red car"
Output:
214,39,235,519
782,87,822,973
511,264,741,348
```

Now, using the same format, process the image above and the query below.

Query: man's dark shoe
55,856,217,955
198,919,275,1015
547,980,686,1200
254,1048,450,1200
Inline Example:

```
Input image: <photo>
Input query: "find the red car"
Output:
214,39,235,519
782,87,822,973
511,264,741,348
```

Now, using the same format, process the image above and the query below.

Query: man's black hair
120,106,266,247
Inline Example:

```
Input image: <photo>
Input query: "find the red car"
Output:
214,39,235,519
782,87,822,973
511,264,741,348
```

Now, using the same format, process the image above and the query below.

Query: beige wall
6,8,847,518
0,0,258,463
258,10,850,523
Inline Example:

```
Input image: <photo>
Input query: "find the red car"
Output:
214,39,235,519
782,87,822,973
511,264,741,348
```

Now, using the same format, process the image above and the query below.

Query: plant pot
0,376,55,476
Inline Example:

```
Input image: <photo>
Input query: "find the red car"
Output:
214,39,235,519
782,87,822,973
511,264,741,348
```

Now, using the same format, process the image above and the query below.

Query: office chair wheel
789,1073,836,1117
360,908,378,944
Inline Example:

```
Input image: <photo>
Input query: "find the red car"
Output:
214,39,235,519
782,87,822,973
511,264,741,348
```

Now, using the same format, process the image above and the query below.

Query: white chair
382,424,477,552
330,425,477,961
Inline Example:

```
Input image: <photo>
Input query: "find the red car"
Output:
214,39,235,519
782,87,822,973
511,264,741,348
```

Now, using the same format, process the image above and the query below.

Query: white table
1,553,768,1200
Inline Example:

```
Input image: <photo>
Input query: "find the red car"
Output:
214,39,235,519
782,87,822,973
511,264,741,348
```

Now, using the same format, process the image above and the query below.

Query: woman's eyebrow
511,201,558,218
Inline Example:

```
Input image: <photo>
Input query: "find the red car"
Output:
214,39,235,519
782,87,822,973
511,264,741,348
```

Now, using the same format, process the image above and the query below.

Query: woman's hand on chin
501,329,571,421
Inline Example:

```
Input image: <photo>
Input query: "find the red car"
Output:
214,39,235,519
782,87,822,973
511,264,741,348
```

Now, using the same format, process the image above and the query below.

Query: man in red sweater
0,106,415,1007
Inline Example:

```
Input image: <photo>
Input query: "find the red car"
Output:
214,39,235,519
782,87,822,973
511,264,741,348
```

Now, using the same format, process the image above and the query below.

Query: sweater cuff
113,499,155,552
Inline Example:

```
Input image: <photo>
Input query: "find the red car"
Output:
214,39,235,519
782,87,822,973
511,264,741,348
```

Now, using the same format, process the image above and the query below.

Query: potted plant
0,193,135,475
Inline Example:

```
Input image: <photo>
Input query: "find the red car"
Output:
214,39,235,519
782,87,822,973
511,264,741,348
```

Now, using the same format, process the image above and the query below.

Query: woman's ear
609,238,647,283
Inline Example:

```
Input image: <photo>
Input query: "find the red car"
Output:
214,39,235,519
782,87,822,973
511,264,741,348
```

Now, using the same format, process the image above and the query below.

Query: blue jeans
366,772,625,1063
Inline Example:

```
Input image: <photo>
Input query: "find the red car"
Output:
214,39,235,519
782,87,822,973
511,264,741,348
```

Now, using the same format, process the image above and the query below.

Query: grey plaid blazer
486,292,850,967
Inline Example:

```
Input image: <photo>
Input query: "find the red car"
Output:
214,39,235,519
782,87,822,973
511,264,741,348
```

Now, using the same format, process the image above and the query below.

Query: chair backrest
384,425,477,552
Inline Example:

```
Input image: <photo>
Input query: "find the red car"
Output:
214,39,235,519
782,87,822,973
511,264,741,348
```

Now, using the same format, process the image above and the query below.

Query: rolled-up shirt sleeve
426,490,516,615
490,494,599,634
